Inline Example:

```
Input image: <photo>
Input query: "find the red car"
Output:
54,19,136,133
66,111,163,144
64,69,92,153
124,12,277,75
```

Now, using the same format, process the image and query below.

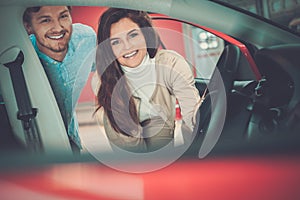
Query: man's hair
23,6,72,24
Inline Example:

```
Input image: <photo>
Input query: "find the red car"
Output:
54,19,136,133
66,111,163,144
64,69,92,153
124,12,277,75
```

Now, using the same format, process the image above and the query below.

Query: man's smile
47,32,66,40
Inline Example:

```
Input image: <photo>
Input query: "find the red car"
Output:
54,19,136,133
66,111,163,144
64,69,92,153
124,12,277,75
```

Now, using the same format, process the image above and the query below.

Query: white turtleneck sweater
121,54,158,122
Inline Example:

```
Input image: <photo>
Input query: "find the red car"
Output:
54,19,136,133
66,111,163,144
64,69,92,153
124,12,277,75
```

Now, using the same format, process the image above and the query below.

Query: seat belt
3,50,43,152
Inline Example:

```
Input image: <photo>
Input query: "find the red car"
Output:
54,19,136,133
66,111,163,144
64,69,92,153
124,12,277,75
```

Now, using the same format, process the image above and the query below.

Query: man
23,6,96,152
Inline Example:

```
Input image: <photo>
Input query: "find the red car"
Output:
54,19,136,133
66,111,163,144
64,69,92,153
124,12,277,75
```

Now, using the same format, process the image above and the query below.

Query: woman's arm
158,50,201,131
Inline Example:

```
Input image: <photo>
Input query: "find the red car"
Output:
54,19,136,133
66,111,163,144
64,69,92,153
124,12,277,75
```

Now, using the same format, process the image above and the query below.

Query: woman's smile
123,50,138,58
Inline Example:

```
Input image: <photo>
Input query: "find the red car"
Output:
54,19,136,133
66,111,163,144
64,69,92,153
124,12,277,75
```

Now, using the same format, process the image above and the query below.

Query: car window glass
70,8,225,152
181,23,225,80
150,17,225,80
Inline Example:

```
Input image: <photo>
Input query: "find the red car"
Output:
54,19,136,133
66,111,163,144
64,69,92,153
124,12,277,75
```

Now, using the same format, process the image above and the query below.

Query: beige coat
93,49,200,152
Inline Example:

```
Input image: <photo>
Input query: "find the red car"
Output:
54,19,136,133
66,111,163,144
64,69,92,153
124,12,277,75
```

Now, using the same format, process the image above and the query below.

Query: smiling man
23,6,96,153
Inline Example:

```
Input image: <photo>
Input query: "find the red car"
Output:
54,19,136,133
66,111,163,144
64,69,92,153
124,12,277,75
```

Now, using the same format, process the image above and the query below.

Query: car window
0,5,258,155
181,23,225,80
71,8,225,150
218,0,300,33
151,17,225,80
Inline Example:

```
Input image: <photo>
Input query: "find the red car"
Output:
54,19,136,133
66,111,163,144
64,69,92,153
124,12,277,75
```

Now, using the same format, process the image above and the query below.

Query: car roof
1,0,300,47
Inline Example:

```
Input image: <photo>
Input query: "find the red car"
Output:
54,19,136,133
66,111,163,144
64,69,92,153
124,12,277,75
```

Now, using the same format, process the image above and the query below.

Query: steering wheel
215,44,241,94
189,44,241,158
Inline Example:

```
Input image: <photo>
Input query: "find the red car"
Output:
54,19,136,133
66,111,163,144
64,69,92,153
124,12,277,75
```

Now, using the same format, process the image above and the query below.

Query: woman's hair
96,8,160,136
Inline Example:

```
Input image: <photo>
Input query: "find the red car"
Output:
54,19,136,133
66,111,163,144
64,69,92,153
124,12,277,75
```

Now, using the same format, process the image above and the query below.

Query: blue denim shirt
30,23,96,148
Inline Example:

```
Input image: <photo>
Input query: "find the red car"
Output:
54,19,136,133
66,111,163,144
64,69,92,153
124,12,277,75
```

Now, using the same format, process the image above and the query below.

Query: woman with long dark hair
94,8,200,152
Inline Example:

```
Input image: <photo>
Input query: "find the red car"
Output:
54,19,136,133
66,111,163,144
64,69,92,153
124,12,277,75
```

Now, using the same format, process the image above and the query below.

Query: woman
94,8,200,152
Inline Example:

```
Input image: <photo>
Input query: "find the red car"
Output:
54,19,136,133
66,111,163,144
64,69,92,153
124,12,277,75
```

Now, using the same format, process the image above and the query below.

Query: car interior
0,2,300,160
0,1,300,199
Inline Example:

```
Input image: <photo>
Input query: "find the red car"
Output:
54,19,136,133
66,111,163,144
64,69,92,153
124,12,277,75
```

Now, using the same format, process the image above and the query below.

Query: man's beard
38,30,70,54
49,45,68,53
